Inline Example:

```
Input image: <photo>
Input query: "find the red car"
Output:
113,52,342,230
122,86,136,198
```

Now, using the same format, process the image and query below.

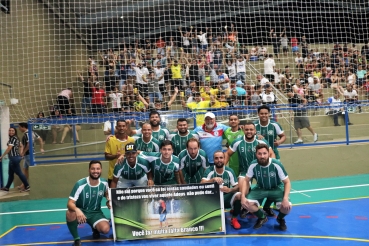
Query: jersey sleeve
228,168,238,187
138,157,151,173
202,168,212,180
229,139,242,153
8,137,16,146
113,164,124,178
173,156,180,172
246,162,258,178
163,128,171,139
104,121,111,131
69,180,85,201
152,139,160,152
200,150,209,169
139,152,160,162
274,162,288,181
135,128,142,135
178,150,186,170
272,122,284,135
104,141,112,154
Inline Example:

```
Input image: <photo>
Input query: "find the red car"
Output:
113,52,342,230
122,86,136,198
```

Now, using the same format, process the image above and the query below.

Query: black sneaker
263,207,275,217
240,208,249,219
253,216,268,229
277,218,287,231
92,228,100,239
72,239,81,246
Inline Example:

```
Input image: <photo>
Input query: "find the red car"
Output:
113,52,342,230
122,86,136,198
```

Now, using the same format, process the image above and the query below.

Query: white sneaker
313,133,318,142
294,139,303,144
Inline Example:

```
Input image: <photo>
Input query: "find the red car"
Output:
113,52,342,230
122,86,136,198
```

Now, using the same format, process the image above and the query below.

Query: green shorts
246,184,289,206
223,192,238,209
80,209,108,229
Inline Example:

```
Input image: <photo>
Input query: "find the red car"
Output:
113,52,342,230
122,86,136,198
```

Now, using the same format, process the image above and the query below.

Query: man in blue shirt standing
235,80,247,96
193,112,229,165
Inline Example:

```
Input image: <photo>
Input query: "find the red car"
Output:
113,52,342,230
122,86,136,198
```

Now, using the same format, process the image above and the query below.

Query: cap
204,112,215,119
236,80,244,86
264,83,271,88
125,143,137,153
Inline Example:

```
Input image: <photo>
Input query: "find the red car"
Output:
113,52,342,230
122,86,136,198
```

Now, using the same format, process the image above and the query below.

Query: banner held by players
110,183,225,241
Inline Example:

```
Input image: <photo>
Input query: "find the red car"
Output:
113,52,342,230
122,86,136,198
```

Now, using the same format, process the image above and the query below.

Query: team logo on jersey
99,190,103,196
159,135,164,140
223,178,229,184
136,170,142,175
147,148,152,152
196,162,201,166
269,171,276,178
155,165,160,170
268,130,274,135
252,147,256,152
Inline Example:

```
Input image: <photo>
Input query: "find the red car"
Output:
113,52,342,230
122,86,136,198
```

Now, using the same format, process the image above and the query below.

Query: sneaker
72,239,81,246
263,208,275,217
230,217,241,229
253,216,268,229
348,122,353,125
20,186,30,192
334,124,341,126
294,139,303,144
240,208,249,219
277,218,287,231
92,228,100,239
313,133,318,142
0,187,9,192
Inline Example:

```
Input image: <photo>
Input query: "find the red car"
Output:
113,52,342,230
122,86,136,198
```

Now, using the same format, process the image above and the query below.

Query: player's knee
66,210,76,221
98,222,110,234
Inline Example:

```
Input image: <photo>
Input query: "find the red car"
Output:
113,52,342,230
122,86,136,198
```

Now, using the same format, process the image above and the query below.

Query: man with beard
201,151,242,229
111,143,153,188
193,112,229,165
105,120,135,187
178,138,209,184
240,143,292,231
169,118,199,156
66,160,110,246
135,123,160,152
140,140,183,185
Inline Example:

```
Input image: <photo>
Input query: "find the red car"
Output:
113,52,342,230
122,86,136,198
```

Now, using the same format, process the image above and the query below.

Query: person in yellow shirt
168,58,183,93
181,92,210,126
104,120,135,187
210,95,229,108
200,85,219,101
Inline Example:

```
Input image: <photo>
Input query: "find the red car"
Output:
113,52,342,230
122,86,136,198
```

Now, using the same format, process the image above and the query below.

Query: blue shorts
23,155,36,169
160,213,167,222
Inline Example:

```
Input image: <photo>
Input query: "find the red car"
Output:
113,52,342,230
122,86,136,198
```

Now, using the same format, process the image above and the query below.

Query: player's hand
220,186,231,193
75,208,87,224
213,177,223,185
240,196,249,209
147,180,154,186
274,140,280,147
106,199,111,209
116,146,122,159
117,154,125,164
257,134,264,140
105,134,114,142
281,198,291,212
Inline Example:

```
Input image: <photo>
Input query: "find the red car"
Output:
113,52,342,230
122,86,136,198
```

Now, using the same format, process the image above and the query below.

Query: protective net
1,1,369,160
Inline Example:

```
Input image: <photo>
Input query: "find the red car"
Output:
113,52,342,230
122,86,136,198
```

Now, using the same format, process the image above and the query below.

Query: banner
110,183,225,241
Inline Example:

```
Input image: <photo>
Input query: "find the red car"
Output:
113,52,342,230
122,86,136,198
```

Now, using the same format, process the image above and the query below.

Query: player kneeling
240,143,292,231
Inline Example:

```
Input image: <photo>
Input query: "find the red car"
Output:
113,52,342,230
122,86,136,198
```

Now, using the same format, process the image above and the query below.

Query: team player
193,112,229,165
223,114,244,175
178,138,209,184
104,120,135,186
135,123,160,152
169,118,199,156
201,151,242,229
254,105,286,160
140,140,183,185
111,143,153,188
66,160,110,246
240,143,292,231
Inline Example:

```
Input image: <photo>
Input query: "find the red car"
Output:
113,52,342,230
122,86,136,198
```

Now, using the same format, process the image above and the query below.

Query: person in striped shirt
111,143,153,188
135,123,160,153
169,118,199,156
240,143,292,231
66,160,110,246
178,138,209,184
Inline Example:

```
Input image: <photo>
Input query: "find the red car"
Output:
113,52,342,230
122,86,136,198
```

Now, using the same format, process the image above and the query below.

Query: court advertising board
109,182,225,241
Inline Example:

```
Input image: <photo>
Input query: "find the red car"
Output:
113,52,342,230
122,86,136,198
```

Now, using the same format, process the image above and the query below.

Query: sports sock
277,212,287,220
232,200,242,217
254,209,265,219
67,220,80,240
263,199,273,209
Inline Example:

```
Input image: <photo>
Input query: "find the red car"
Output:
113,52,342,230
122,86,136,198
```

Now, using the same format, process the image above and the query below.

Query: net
1,1,369,155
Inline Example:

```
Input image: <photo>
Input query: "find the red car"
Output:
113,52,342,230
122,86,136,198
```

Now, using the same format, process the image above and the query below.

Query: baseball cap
125,143,137,153
204,112,215,119
236,80,244,86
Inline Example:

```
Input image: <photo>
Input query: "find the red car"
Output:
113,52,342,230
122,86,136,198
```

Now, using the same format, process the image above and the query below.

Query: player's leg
227,192,242,229
66,209,81,245
270,185,292,231
245,188,268,229
88,210,110,239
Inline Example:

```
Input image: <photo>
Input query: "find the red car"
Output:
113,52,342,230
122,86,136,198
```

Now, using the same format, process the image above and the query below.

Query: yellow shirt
171,64,182,79
211,100,229,108
313,71,322,78
187,101,210,126
200,88,219,101
104,135,135,180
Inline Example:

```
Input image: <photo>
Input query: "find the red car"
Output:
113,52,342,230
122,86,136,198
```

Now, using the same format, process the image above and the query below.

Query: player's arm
240,176,251,208
269,147,276,158
0,145,13,161
21,143,29,157
224,147,235,165
275,133,286,147
105,152,119,160
200,176,223,185
221,184,239,193
67,198,87,224
281,177,292,211
174,170,184,184
167,87,179,107
110,176,119,188
147,171,154,186
105,190,111,209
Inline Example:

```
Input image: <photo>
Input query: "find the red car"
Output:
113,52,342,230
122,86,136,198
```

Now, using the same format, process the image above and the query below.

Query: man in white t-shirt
109,88,123,113
154,61,167,95
133,63,149,97
326,93,352,126
295,53,304,71
257,74,270,87
343,84,362,113
264,54,275,82
273,69,286,90
197,28,208,50
104,120,117,135
236,56,246,82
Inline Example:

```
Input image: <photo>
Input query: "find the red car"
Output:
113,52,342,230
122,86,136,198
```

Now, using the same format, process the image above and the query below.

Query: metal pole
344,105,349,145
28,123,35,166
72,125,77,158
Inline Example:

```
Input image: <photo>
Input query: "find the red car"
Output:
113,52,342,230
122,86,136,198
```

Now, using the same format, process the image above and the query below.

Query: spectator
156,36,166,55
196,28,209,51
154,60,167,97
0,127,30,193
308,77,324,103
236,55,246,82
295,52,304,72
356,65,367,90
18,122,44,190
264,54,275,83
230,89,246,107
269,29,280,59
34,112,48,144
59,124,81,144
135,87,178,111
168,57,184,93
179,26,192,58
287,91,318,144
280,30,289,56
77,71,92,114
235,81,247,96
103,120,117,136
326,93,353,126
90,82,106,114
133,62,150,97
274,69,286,90
250,85,262,106
109,86,123,113
344,84,362,113
290,36,298,53
57,88,73,115
258,44,267,60
260,84,277,105
192,112,229,165
121,76,134,96
301,35,308,58
210,94,229,108
143,70,163,103
256,74,270,87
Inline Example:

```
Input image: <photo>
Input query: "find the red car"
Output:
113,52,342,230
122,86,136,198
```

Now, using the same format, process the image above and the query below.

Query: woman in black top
0,127,30,192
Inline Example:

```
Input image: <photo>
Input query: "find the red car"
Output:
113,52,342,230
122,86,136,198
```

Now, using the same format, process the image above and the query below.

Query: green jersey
178,149,209,183
113,156,151,180
254,119,284,159
135,136,160,152
246,158,288,189
136,126,170,146
69,177,108,211
229,136,270,174
223,128,244,175
140,152,180,185
202,166,238,188
169,130,199,156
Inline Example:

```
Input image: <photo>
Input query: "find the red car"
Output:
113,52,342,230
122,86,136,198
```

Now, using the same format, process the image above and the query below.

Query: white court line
1,183,368,216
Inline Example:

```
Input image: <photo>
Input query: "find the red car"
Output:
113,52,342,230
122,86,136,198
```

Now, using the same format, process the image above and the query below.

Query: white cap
204,112,215,119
